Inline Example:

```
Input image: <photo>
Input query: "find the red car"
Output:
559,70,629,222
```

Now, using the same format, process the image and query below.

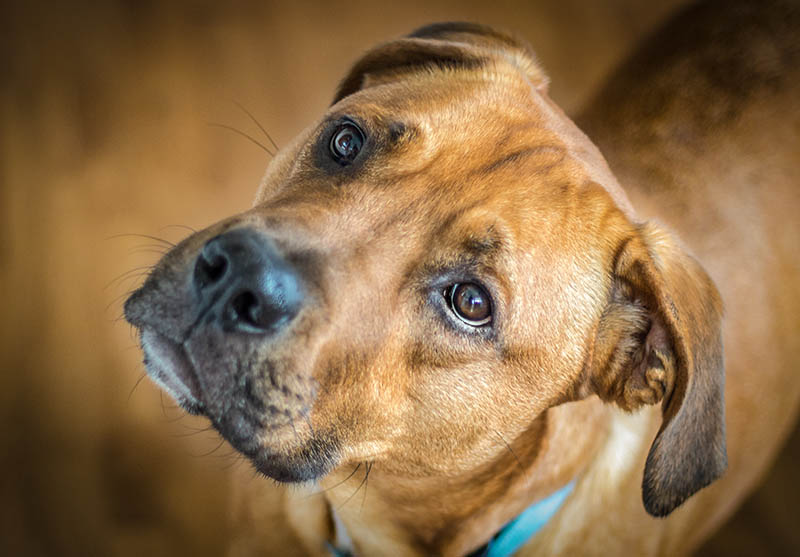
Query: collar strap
328,481,574,557
466,481,575,557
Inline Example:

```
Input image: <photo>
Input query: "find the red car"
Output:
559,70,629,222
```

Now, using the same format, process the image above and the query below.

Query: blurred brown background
1,1,798,555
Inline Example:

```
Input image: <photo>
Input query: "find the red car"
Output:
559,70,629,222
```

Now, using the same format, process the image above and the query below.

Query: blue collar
328,481,574,557
467,481,575,557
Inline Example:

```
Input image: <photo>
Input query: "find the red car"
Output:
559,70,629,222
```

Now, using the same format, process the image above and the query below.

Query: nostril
194,250,228,290
226,290,281,332
231,291,260,325
192,230,304,334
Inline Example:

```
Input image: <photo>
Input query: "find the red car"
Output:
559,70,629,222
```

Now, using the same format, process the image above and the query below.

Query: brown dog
124,0,800,554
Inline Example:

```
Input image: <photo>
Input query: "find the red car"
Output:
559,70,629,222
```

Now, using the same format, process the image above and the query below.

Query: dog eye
329,121,365,165
446,283,492,326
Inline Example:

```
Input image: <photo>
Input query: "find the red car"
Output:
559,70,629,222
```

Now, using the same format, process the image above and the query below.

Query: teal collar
328,481,574,557
467,481,575,557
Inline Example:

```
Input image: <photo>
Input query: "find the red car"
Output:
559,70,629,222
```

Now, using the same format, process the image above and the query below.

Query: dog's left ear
332,22,548,104
590,222,726,517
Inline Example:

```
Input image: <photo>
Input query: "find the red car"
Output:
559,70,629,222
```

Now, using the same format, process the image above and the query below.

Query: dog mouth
137,326,339,481
138,327,285,458
139,329,205,415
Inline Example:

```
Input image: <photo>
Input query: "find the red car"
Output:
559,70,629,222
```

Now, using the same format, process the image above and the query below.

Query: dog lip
140,328,205,414
249,439,339,483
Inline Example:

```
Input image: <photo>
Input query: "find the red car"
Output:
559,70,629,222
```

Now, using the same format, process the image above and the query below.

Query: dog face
125,23,725,516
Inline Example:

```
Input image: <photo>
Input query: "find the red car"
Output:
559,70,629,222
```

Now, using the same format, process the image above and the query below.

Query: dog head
124,23,725,517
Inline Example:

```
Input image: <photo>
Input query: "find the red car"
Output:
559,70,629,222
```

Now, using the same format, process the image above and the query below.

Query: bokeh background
2,1,798,555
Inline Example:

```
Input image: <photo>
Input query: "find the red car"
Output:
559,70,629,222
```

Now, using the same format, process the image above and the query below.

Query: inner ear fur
332,22,548,105
591,222,727,517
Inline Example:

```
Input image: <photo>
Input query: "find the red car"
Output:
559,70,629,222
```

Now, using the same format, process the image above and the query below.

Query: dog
124,0,800,554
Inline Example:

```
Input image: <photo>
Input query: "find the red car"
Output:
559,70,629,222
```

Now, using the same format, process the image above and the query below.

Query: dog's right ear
332,22,548,105
588,222,726,517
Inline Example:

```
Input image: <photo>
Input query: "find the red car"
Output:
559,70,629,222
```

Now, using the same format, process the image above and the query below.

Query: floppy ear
590,222,726,517
332,22,548,105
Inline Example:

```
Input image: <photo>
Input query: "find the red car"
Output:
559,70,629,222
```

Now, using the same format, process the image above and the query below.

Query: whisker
360,462,373,512
158,393,191,423
163,411,192,424
177,421,214,433
129,242,173,252
173,425,215,438
233,100,280,152
336,461,371,511
309,462,362,497
114,310,143,324
106,288,141,313
104,265,155,291
496,431,523,472
193,438,227,458
127,372,149,403
209,445,241,461
158,223,197,235
106,232,176,247
222,453,247,471
128,247,170,257
208,122,275,157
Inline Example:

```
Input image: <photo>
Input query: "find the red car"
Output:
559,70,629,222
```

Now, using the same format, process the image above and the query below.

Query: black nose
193,229,304,333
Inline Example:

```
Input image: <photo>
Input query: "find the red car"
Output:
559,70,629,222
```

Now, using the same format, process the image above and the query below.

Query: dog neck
319,397,611,556
328,480,576,557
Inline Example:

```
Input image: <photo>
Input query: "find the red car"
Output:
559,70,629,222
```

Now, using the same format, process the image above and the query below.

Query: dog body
124,1,800,555
573,2,800,553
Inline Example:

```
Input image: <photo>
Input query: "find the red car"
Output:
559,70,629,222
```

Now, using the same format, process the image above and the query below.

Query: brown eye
329,122,364,164
448,283,492,326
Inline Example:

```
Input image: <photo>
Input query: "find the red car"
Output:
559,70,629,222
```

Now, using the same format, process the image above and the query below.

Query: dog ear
590,222,726,517
332,22,548,105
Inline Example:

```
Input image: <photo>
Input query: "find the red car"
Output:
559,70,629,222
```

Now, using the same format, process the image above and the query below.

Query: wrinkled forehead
336,73,564,174
343,70,631,202
254,66,634,249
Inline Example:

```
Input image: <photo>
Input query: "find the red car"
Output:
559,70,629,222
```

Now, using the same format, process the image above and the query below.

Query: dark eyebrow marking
389,122,407,142
472,145,565,176
422,201,483,250
461,231,504,258
388,121,420,147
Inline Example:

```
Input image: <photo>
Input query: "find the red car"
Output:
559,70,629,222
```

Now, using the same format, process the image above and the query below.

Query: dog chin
247,435,340,483
139,329,338,481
